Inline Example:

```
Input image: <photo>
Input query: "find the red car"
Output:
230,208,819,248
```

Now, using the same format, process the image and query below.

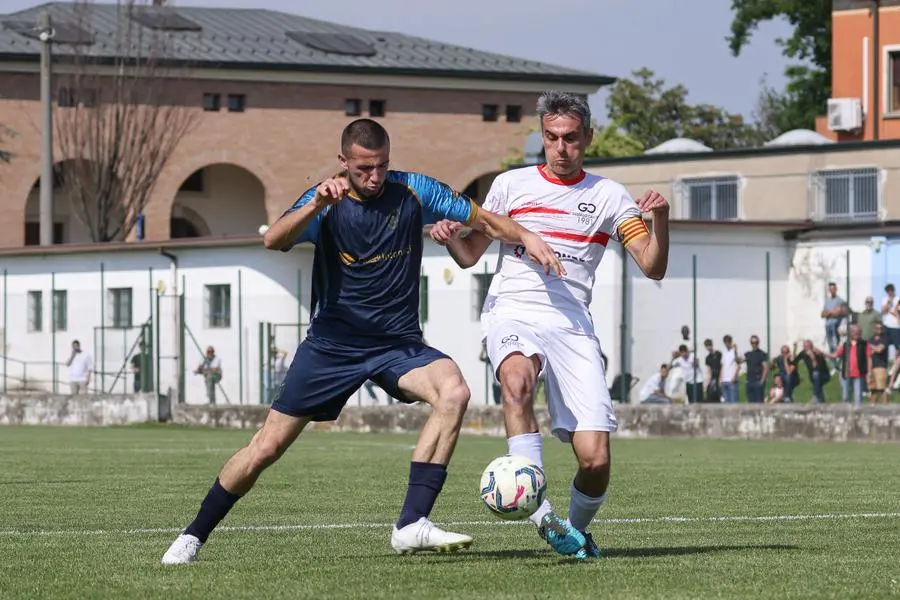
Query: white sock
507,433,553,525
568,483,606,532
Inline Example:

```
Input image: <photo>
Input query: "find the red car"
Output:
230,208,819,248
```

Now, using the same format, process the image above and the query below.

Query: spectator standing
194,346,222,404
720,335,740,403
881,284,900,360
66,340,93,395
703,338,722,403
857,296,880,341
794,340,831,403
742,335,768,404
822,282,848,358
829,324,871,407
672,344,702,403
868,323,889,404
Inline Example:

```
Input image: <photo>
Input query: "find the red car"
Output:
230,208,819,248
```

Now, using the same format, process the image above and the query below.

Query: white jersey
481,165,647,331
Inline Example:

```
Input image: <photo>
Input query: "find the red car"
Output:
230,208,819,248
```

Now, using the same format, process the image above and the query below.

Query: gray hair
536,90,592,134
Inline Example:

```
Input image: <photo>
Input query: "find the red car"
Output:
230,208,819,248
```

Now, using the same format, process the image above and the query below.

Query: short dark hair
704,338,713,346
341,118,389,156
723,334,733,343
678,344,688,352
828,281,837,287
887,283,895,292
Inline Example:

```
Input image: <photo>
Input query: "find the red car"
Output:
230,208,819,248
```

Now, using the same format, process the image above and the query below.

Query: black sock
396,462,447,529
184,478,242,543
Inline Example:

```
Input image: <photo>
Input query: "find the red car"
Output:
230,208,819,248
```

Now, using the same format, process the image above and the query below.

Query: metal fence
0,244,887,406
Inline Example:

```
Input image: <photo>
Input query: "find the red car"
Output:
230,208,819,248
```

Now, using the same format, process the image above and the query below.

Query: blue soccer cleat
537,513,587,557
581,532,601,559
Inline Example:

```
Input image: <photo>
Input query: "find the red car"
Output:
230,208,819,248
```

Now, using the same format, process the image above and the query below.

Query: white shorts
485,319,617,441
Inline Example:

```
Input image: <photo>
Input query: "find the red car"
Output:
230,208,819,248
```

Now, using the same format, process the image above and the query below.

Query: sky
1,0,797,123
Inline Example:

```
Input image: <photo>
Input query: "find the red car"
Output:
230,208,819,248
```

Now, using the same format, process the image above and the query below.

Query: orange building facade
817,0,900,141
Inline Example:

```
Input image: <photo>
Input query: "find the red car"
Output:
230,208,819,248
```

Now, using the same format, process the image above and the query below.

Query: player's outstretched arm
623,190,670,281
263,178,348,251
430,220,492,269
471,210,565,276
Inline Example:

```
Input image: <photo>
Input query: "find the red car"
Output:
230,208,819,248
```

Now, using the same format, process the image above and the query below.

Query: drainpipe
159,249,179,402
873,0,881,140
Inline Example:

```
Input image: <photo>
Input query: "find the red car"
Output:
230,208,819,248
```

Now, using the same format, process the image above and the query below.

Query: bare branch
54,0,198,242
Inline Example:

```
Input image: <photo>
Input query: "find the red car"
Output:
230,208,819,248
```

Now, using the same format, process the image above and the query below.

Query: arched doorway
24,159,124,245
170,163,267,238
462,171,503,205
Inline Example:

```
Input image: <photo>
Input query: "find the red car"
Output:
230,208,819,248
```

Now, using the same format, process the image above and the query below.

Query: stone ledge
0,393,159,426
171,403,900,443
3,394,898,443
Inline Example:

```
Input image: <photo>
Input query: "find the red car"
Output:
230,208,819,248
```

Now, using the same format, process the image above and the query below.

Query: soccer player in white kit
431,90,670,560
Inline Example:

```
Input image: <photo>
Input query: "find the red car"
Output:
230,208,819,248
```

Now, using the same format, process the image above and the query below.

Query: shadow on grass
380,543,799,562
603,543,799,558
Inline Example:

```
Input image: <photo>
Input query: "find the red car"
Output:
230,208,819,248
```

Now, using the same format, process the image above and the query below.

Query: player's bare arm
470,211,565,276
263,177,350,251
432,216,566,277
431,220,492,269
623,190,670,281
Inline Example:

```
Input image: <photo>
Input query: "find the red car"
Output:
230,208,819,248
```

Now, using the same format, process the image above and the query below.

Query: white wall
787,239,872,348
0,228,876,405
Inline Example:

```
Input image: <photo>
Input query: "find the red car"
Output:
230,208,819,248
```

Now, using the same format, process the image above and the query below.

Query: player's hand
314,177,350,207
430,219,463,246
522,232,566,277
636,190,670,215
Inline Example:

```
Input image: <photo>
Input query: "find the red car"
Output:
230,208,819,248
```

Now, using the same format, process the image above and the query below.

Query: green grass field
0,426,898,599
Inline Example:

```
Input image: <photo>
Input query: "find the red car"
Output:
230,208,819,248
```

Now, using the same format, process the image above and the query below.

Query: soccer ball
479,454,547,521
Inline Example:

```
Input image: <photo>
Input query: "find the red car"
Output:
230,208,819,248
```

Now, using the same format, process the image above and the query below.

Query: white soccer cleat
160,533,203,564
390,517,473,554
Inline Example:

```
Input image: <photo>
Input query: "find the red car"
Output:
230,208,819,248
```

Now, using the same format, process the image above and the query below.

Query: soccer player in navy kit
161,119,564,563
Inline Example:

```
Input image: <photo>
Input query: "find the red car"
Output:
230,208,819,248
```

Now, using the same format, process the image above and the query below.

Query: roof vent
129,8,202,32
3,19,95,45
285,31,377,57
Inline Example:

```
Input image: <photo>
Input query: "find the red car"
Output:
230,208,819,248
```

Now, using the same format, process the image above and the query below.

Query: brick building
0,2,611,247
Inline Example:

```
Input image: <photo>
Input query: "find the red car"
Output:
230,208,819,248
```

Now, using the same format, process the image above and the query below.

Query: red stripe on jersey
540,230,610,245
508,206,569,218
538,164,586,186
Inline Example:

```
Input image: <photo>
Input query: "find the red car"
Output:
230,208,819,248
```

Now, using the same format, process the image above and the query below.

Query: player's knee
248,432,288,472
500,368,535,407
435,379,470,415
576,447,610,476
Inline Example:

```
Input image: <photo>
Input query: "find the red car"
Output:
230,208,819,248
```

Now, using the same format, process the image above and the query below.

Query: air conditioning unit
827,98,863,132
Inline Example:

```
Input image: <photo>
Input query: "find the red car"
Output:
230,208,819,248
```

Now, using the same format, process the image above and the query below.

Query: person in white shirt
65,340,93,395
719,334,740,403
430,90,669,560
639,364,673,404
671,344,703,403
881,283,900,362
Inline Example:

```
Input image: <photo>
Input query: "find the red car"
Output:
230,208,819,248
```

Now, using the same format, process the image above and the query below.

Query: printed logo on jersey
386,207,400,230
499,334,522,350
513,244,587,264
338,245,411,266
577,203,597,214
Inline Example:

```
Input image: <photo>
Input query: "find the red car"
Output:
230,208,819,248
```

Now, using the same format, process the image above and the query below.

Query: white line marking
1,512,898,538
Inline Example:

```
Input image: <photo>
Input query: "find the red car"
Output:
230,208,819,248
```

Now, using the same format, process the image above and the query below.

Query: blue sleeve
280,185,325,250
388,171,477,226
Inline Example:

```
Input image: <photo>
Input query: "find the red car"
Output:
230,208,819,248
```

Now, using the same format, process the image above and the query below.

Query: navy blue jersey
282,171,478,349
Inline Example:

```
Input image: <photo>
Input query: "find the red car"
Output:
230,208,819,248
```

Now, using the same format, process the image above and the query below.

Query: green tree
585,123,644,158
606,68,764,151
727,0,831,132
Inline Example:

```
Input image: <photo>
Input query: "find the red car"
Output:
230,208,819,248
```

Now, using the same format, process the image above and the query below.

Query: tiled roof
0,2,614,86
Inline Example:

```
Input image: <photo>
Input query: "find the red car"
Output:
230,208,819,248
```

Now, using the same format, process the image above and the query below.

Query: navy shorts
271,338,450,421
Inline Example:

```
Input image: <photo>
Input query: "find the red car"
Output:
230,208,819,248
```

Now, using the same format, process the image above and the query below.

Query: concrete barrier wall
3,394,900,443
0,393,158,426
169,403,900,443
